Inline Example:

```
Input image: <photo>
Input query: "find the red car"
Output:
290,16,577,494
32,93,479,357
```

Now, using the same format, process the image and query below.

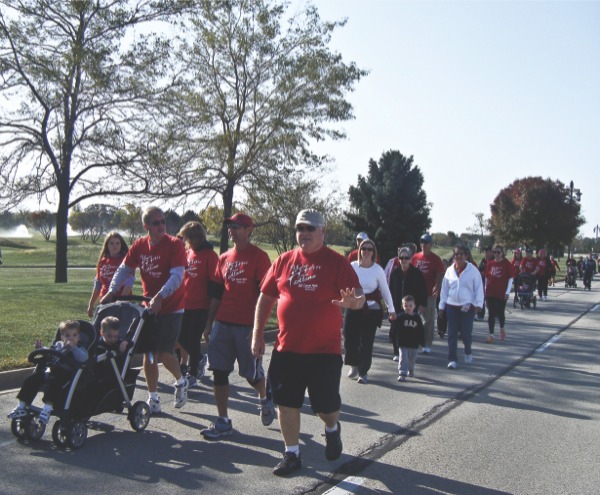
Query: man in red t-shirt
200,212,273,440
411,233,445,353
252,209,365,476
102,206,188,414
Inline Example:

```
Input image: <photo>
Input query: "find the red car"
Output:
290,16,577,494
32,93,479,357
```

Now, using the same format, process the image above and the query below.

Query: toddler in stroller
513,272,537,309
9,297,152,449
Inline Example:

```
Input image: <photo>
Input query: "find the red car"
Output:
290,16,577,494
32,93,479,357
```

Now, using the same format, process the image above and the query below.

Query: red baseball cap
224,212,254,227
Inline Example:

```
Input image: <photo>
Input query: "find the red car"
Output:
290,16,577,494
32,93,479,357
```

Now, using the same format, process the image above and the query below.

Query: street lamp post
567,180,582,260
594,225,599,251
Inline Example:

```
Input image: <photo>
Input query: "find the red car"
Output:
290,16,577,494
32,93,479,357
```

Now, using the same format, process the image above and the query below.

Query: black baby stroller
10,296,151,449
565,265,577,288
513,272,537,309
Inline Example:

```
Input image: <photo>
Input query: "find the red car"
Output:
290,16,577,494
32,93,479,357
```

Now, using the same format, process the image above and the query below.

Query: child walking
395,295,425,382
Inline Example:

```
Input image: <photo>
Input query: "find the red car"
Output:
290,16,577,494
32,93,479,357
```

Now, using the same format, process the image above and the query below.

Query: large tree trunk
219,179,235,254
54,194,69,283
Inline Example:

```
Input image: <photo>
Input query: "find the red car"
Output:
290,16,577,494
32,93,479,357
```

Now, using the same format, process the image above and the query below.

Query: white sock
149,392,159,401
177,377,186,386
18,400,27,409
285,445,300,455
325,423,339,433
42,403,53,414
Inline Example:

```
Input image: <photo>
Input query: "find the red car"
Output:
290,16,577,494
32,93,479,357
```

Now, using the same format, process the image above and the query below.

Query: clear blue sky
303,0,600,239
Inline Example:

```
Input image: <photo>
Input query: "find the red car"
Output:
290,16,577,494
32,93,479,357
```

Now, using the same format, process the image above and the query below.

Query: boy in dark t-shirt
394,295,425,382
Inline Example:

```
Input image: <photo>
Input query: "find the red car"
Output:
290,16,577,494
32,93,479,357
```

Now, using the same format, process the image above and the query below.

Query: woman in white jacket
439,244,484,369
343,239,396,384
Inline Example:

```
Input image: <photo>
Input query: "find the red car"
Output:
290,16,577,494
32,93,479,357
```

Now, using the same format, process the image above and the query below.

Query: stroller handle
113,295,152,303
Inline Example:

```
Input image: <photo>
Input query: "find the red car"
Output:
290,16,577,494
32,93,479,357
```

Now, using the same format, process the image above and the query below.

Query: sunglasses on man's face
151,219,166,226
399,256,411,260
296,225,316,232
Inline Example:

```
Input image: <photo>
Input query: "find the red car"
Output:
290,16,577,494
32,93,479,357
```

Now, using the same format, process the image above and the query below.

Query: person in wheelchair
7,321,89,424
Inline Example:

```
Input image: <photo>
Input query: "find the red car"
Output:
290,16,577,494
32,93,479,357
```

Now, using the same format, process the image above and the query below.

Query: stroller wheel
67,421,88,449
11,417,27,440
52,420,68,448
129,401,151,432
24,415,46,441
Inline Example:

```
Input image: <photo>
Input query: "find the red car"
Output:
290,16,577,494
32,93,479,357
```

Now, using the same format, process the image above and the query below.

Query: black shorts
136,312,182,354
267,349,342,414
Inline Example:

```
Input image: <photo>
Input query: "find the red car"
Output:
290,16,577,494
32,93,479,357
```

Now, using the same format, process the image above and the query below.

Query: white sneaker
147,397,161,414
392,355,399,362
447,361,457,369
465,354,473,364
357,374,368,384
174,377,189,408
347,366,359,379
420,347,431,354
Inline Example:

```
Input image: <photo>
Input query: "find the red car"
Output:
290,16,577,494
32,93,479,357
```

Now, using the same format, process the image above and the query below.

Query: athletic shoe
186,374,198,388
392,355,399,362
197,354,208,379
7,406,27,419
397,375,406,382
201,418,233,439
447,361,457,369
174,377,189,408
38,408,51,425
465,354,473,364
347,366,359,379
420,346,431,354
324,422,343,461
500,329,506,341
486,335,494,343
147,397,161,414
357,374,368,384
408,370,414,377
260,398,276,426
272,451,302,476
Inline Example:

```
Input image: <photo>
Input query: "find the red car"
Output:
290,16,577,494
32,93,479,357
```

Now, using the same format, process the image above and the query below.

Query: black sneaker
324,422,343,461
272,451,302,476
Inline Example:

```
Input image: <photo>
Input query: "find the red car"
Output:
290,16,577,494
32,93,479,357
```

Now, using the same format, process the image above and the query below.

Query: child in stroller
513,272,537,309
9,297,151,449
8,320,89,424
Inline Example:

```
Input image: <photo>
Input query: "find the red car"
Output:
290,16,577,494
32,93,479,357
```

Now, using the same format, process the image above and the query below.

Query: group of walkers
19,205,595,477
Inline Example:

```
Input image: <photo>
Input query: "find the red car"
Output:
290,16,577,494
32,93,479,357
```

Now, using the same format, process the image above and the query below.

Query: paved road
0,281,598,495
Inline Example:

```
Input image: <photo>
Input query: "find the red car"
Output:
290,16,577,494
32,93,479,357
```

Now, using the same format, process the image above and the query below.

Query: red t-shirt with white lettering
520,256,538,274
124,234,186,314
484,258,513,299
536,257,548,277
411,251,445,296
184,246,219,310
261,246,361,354
96,255,126,298
213,244,271,326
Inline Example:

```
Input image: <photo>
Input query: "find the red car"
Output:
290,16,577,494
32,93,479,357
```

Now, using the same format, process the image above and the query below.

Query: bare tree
0,0,192,282
164,0,367,252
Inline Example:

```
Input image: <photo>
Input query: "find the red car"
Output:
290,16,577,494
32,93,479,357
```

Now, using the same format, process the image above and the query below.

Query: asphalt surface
0,279,598,495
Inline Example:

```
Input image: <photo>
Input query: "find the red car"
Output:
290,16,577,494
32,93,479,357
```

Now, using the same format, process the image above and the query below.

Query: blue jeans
445,306,475,362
